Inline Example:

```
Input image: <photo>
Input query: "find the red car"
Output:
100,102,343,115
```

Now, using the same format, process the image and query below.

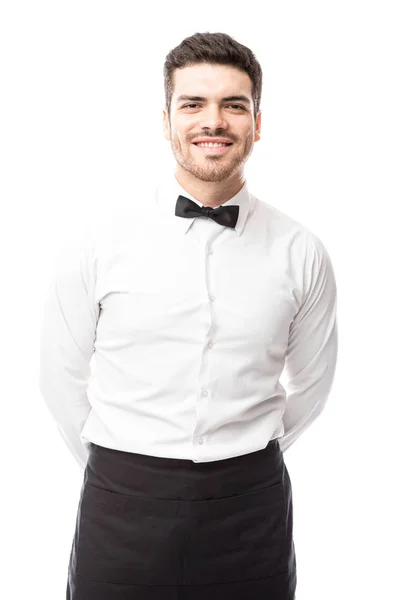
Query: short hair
163,32,263,122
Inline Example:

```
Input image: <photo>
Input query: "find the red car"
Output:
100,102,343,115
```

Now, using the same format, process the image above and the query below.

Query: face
163,63,261,183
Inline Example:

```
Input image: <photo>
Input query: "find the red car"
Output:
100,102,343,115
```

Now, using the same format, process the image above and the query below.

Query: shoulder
69,197,150,244
252,193,332,263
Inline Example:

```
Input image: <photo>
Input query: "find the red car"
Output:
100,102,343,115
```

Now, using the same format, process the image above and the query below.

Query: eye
182,104,245,110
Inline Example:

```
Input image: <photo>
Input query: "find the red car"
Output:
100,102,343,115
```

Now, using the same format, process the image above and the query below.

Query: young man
40,31,338,600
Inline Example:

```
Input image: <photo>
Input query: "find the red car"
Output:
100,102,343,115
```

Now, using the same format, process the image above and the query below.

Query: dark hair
163,32,262,122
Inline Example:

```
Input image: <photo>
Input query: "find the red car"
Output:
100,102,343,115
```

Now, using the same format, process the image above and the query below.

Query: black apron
67,438,297,599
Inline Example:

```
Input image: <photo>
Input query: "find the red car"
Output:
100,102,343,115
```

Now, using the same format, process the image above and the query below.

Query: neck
174,165,245,207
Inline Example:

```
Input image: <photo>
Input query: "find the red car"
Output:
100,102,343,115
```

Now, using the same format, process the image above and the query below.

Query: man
39,31,338,600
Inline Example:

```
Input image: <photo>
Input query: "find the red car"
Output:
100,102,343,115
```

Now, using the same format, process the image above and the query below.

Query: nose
198,106,228,130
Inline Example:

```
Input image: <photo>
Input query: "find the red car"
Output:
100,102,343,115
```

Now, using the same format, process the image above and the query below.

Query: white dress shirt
39,169,338,470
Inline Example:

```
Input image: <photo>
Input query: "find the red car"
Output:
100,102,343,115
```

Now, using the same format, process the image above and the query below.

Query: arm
278,232,338,453
39,221,100,470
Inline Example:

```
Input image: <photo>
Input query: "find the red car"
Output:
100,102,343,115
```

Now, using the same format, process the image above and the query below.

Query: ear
163,109,171,142
253,110,261,142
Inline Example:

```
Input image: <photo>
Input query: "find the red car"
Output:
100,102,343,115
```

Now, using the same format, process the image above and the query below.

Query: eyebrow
176,94,251,105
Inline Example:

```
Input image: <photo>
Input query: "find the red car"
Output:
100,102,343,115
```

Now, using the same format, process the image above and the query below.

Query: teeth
196,142,229,147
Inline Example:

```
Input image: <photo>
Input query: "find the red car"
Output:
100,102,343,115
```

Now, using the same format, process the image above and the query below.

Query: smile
192,143,233,154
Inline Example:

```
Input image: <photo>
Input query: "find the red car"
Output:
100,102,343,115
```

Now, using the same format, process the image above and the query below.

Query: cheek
174,119,196,139
173,130,190,145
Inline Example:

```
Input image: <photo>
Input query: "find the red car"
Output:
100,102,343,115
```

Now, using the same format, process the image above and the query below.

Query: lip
192,138,233,144
192,142,233,155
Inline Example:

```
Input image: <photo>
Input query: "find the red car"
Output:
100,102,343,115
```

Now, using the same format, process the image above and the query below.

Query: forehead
171,63,252,101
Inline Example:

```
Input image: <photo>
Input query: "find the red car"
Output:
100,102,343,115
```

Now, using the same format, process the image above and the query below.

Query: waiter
39,31,338,600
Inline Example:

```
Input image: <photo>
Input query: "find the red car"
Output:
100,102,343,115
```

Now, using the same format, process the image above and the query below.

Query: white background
1,1,399,598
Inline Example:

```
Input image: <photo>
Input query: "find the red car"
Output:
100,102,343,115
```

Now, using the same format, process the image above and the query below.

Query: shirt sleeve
38,220,100,470
278,232,339,454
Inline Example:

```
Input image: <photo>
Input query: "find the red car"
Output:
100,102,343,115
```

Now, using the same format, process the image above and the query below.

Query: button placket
196,241,217,450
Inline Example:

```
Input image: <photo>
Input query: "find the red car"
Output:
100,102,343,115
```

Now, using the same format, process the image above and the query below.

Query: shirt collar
153,169,252,236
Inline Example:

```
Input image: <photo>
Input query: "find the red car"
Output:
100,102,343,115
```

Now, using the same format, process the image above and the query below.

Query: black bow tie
175,194,239,228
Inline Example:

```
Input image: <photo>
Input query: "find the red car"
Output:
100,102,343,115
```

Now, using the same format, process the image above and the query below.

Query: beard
170,137,253,182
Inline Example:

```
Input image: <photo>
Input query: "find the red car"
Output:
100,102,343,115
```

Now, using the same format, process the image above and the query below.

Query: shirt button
209,248,214,255
209,295,215,302
207,341,213,349
202,390,208,397
198,438,204,445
